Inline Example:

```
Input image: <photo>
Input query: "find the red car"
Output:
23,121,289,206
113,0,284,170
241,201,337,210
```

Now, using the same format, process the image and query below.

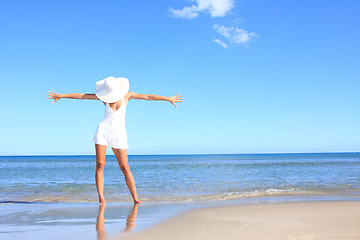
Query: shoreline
2,192,359,205
0,196,359,240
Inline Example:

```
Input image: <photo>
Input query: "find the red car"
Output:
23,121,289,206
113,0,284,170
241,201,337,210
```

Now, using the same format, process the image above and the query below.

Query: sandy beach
117,201,360,240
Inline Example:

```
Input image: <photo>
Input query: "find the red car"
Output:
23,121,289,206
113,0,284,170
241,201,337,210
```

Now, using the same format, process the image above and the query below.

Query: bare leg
112,148,142,204
95,144,107,205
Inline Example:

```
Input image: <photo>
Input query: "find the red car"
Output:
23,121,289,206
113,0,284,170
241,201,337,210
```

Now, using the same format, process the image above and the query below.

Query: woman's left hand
169,93,183,107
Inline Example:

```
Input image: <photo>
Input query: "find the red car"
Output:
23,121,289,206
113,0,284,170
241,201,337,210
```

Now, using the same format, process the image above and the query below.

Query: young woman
47,76,183,205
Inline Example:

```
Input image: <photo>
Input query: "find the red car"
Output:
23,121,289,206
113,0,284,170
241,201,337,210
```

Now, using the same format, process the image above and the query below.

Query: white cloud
213,24,257,46
213,24,231,38
169,0,234,19
213,39,228,48
169,6,199,19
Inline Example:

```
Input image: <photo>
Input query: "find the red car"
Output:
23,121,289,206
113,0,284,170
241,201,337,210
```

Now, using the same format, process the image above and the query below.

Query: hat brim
95,89,128,103
95,77,129,103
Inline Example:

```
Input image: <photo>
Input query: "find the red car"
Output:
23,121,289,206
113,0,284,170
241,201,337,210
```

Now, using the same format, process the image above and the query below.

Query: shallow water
0,153,359,203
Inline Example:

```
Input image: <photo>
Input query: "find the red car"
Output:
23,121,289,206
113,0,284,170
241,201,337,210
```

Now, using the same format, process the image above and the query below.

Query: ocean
0,153,359,203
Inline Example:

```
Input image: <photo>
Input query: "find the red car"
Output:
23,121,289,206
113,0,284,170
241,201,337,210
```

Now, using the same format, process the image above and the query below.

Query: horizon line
0,151,359,157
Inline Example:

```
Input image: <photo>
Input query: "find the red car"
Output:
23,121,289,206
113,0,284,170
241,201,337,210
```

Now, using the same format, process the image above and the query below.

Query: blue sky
0,0,359,155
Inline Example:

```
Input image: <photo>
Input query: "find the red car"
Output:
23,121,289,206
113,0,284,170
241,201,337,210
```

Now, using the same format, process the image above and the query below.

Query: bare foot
134,200,142,205
99,198,106,205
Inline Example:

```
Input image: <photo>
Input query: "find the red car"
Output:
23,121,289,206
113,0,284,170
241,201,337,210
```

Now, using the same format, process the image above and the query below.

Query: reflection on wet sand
96,204,139,240
123,204,138,232
96,204,106,240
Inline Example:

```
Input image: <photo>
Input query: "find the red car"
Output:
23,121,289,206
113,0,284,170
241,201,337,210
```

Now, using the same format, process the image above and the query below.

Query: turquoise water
0,153,359,203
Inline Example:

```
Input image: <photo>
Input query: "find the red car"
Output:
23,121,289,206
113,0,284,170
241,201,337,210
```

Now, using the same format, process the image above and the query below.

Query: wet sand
0,201,202,240
117,201,360,240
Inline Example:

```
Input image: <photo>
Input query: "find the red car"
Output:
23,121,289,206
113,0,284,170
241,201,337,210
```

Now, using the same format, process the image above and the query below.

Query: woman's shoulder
125,91,136,100
123,92,134,104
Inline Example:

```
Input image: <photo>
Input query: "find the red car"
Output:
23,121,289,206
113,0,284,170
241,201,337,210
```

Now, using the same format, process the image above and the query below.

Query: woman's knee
120,164,131,175
96,162,105,172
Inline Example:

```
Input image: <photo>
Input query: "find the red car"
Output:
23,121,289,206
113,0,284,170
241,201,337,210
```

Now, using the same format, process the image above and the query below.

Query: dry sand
117,201,360,240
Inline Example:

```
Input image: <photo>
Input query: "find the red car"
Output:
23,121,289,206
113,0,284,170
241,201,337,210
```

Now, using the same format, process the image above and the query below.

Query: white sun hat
95,76,129,103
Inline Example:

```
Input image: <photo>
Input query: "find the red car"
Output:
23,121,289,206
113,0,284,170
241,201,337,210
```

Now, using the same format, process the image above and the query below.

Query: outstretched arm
47,90,99,104
128,92,183,107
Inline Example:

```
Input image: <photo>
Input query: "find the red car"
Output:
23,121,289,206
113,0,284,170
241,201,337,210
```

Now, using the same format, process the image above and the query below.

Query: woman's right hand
47,90,61,104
